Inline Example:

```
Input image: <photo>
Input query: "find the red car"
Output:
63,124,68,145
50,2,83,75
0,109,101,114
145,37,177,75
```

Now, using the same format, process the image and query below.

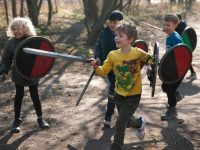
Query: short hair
6,17,37,37
163,13,179,24
115,20,137,39
109,10,123,21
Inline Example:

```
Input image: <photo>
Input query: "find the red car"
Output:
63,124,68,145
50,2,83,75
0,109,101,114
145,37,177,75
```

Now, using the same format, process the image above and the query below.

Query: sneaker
186,72,197,80
11,118,22,133
103,119,111,128
136,117,146,140
161,106,177,120
37,117,50,129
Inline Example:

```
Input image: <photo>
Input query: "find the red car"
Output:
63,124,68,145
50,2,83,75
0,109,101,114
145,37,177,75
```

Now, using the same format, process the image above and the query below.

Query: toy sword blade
23,48,92,63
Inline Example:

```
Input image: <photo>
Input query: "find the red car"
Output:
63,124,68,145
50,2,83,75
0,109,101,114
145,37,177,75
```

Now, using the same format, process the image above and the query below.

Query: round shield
181,27,197,52
14,36,55,80
132,40,148,52
158,44,192,84
133,40,148,69
151,42,159,97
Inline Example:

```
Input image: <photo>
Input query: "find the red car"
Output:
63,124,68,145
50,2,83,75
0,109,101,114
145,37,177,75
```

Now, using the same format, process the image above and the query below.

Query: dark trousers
162,80,182,107
104,70,115,121
189,65,195,73
111,94,141,150
14,84,42,119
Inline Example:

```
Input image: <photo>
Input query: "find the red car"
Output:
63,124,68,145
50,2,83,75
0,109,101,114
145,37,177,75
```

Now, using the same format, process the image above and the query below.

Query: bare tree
26,0,43,26
53,0,58,13
47,0,53,26
11,0,17,17
82,0,124,45
20,0,25,17
4,0,9,25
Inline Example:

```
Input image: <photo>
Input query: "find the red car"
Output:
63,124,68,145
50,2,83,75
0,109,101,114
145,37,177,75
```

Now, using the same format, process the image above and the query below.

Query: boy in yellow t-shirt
90,20,153,150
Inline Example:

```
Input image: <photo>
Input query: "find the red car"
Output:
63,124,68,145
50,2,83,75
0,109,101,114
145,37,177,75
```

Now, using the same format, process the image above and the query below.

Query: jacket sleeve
0,40,13,74
94,30,105,62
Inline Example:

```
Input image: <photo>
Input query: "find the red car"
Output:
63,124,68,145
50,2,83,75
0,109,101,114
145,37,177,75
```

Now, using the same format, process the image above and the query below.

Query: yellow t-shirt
96,47,152,96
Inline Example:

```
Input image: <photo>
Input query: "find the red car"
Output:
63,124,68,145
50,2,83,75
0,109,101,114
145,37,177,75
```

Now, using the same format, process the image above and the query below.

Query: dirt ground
0,7,200,150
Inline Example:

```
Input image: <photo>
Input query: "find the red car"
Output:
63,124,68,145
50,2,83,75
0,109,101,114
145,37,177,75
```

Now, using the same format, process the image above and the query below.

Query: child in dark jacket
0,17,50,133
176,13,197,80
95,10,123,127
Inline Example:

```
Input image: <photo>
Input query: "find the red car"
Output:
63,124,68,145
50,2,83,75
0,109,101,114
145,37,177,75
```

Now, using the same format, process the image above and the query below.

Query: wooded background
0,0,195,45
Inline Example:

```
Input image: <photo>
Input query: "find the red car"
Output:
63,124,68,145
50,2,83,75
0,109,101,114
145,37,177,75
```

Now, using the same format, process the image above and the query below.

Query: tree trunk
47,0,53,26
4,0,9,25
53,0,58,13
20,0,25,17
82,0,124,45
11,0,17,17
26,0,39,26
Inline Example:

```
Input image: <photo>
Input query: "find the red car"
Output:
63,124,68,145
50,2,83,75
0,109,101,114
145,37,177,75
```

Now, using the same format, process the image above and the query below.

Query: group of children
0,10,196,150
92,11,196,150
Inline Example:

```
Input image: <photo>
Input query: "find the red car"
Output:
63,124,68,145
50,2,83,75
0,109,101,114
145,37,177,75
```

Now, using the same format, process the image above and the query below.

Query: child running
95,10,123,128
90,20,153,150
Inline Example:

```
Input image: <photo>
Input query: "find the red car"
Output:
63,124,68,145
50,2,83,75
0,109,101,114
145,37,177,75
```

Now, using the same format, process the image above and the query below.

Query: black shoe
37,117,50,129
11,118,22,133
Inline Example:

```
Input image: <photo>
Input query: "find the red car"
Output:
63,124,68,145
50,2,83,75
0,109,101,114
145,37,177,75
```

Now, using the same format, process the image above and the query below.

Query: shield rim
151,42,159,97
158,43,192,84
181,26,197,52
132,39,148,52
14,36,55,80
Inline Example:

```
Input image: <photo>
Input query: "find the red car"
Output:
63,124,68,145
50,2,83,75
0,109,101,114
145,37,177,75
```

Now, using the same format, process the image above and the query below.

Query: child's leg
29,84,42,117
29,84,50,129
14,84,24,119
104,70,115,126
187,65,197,80
111,94,141,150
104,98,115,121
11,84,24,133
161,82,181,120
190,65,195,73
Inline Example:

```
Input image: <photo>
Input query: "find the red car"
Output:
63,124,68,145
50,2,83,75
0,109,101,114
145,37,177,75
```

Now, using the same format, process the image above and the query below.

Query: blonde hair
115,20,137,39
6,17,37,37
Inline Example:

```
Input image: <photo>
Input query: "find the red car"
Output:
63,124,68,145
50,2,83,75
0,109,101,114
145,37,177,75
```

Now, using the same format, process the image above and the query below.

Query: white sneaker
186,72,197,80
136,117,146,140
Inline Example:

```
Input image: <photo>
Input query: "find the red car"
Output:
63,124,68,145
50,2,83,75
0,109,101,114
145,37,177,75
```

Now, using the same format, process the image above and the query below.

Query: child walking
175,13,197,80
161,13,184,120
0,17,50,133
91,20,153,150
95,10,123,127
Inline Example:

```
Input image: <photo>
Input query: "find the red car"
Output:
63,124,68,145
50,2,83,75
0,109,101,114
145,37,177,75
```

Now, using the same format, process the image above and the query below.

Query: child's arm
90,53,113,77
0,40,13,74
94,30,104,62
